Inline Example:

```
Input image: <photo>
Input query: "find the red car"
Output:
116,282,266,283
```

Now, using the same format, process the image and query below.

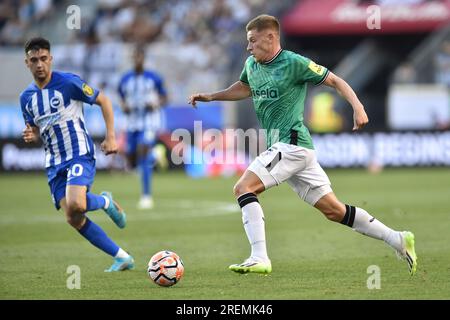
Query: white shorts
247,142,332,206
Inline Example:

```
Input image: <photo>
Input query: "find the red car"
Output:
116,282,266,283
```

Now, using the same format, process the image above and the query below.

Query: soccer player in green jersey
189,14,417,276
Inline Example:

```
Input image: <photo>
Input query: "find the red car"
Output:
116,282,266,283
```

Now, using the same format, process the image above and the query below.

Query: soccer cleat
101,191,126,229
397,231,418,276
229,257,272,274
104,255,135,272
137,196,154,210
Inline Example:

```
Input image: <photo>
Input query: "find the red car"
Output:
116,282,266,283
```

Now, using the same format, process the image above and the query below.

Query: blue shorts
46,155,96,210
126,130,156,154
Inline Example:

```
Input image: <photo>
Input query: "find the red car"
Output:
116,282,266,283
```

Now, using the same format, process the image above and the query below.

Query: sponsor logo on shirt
251,88,279,100
35,112,61,131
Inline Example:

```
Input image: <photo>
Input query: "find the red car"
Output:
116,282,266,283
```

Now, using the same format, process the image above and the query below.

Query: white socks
102,195,110,209
345,205,403,252
237,193,269,262
235,195,404,262
115,248,130,259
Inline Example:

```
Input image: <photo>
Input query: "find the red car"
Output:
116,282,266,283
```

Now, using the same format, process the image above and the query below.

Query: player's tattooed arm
96,92,118,155
22,123,40,143
323,71,369,131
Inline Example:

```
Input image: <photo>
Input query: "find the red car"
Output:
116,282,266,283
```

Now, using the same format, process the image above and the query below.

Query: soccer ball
147,250,184,287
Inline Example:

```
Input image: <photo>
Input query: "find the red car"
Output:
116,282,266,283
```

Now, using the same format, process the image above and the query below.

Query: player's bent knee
65,213,84,229
233,183,253,198
66,199,86,215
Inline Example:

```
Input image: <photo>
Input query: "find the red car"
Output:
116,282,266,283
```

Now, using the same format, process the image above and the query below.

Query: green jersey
240,49,329,149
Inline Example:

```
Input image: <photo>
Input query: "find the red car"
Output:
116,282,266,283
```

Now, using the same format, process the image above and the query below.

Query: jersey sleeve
20,93,35,126
67,73,100,105
294,55,329,85
239,62,249,85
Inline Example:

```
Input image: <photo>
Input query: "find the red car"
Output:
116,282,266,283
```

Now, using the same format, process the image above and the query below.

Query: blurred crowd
390,38,450,88
1,0,287,52
0,0,54,46
1,0,448,111
92,0,258,46
0,0,293,103
75,0,278,77
77,0,291,72
434,39,450,87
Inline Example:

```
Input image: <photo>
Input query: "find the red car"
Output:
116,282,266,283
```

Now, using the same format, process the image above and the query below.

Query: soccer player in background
118,45,168,210
21,37,134,272
189,15,417,275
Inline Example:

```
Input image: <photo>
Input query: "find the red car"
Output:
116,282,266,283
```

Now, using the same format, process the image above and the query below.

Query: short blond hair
246,14,280,34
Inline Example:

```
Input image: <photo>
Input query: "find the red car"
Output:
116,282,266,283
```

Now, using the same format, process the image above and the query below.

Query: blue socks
78,218,119,256
86,192,106,211
140,152,155,197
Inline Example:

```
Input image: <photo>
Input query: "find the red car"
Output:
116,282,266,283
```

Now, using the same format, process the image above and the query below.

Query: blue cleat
101,191,126,229
104,255,135,272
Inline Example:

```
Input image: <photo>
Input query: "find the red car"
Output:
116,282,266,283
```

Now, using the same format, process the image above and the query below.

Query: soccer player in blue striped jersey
20,37,134,272
118,45,168,210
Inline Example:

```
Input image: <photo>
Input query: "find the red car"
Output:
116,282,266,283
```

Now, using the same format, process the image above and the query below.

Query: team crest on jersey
50,96,62,109
308,61,325,76
272,69,284,80
82,83,94,97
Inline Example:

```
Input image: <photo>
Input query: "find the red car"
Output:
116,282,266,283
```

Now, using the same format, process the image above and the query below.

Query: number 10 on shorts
68,164,84,178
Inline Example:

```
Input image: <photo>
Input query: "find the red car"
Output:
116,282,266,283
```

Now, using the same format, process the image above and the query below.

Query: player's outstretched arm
188,81,251,108
323,71,369,131
22,123,39,143
96,92,118,155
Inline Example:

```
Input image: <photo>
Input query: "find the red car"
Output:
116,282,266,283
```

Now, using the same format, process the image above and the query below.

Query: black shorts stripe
265,152,282,171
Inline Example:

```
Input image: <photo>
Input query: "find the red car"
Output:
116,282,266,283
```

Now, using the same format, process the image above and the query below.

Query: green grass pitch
0,168,449,299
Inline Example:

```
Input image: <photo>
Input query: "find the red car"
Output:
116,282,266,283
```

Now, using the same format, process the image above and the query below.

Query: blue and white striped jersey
20,71,99,168
118,70,167,132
